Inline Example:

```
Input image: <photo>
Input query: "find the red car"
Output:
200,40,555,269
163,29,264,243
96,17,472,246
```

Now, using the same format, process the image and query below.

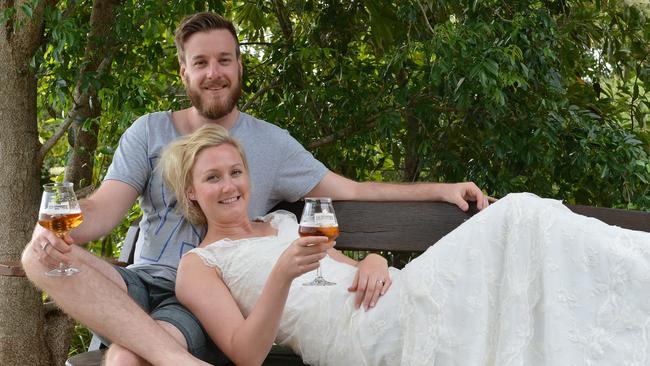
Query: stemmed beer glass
299,197,339,286
38,182,84,276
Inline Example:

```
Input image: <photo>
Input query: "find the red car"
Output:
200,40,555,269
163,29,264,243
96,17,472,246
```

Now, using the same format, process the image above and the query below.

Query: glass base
303,276,336,286
45,266,80,277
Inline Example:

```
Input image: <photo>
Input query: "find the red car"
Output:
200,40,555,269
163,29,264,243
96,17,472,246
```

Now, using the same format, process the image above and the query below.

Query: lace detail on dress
187,210,298,271
398,193,650,366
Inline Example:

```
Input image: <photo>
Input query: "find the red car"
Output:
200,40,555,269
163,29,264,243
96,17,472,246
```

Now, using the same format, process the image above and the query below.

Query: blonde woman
163,124,650,366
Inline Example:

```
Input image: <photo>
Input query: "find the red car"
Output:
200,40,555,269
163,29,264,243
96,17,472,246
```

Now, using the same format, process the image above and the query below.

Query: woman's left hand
348,253,391,311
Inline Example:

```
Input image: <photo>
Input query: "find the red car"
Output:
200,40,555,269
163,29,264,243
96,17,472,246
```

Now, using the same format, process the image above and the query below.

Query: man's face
180,29,243,120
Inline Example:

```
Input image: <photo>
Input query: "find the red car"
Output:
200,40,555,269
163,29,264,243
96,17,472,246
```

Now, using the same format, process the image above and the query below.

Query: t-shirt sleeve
103,115,150,194
272,133,329,202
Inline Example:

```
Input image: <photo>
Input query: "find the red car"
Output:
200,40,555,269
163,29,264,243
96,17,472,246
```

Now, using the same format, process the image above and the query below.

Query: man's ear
180,62,187,85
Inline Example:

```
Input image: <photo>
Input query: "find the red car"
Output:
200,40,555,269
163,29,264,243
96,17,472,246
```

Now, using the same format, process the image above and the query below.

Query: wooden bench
65,199,650,365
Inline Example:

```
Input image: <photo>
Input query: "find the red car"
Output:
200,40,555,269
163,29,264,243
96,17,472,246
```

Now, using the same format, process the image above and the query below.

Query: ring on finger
377,279,385,286
41,241,50,251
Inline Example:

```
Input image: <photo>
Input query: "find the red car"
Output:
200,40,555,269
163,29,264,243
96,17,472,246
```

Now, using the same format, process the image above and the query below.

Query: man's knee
105,343,149,366
21,243,45,283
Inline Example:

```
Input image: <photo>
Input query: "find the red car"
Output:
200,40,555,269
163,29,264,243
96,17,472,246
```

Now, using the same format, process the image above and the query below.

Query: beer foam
300,222,338,227
41,208,81,215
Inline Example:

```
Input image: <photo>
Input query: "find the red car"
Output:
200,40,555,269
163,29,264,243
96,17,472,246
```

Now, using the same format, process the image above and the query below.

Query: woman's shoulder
184,244,223,269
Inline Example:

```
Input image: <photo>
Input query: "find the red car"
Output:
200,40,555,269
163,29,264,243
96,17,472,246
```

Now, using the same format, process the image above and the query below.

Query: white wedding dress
188,193,650,366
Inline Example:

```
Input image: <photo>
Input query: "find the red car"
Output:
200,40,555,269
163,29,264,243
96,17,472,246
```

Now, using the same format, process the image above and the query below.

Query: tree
236,0,650,207
0,0,62,363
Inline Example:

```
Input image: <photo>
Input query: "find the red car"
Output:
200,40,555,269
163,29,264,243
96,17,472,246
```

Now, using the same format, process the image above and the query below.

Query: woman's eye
206,175,219,181
232,169,242,176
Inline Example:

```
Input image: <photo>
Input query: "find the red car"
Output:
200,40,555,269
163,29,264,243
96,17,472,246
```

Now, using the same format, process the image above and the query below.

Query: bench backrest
275,201,650,252
118,200,650,264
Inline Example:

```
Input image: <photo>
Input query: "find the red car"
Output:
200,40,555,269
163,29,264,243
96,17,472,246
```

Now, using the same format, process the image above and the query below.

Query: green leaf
20,3,33,18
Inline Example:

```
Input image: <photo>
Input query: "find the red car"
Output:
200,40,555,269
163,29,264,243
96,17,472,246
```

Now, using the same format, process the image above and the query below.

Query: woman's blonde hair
160,124,248,226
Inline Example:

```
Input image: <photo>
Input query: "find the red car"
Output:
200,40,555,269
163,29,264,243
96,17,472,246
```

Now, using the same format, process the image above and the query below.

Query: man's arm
28,180,139,268
71,180,140,243
307,171,490,211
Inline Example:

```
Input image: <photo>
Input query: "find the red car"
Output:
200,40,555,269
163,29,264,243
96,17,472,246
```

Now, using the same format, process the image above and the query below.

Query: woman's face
188,143,250,224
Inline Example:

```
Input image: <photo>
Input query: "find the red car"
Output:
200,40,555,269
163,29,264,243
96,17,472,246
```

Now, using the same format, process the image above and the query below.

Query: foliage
238,0,650,209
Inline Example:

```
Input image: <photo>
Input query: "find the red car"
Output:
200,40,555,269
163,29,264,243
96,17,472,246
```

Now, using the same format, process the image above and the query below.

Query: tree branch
307,111,388,150
417,1,435,36
241,80,280,112
271,0,293,42
39,109,77,160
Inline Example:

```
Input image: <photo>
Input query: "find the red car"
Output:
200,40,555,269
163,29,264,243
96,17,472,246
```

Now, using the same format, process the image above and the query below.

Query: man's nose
206,60,223,79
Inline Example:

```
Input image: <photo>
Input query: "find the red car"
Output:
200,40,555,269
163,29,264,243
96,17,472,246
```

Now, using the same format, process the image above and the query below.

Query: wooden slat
0,261,26,277
335,201,475,252
568,204,650,233
273,200,650,253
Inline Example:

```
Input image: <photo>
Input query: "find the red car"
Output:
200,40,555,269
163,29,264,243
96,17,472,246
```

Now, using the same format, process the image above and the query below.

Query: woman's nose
221,176,236,192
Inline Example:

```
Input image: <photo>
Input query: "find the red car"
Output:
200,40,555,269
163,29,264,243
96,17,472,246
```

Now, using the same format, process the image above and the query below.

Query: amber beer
38,211,84,236
298,225,340,241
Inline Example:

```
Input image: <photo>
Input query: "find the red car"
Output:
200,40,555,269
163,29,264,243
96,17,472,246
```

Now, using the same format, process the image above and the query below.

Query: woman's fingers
382,277,392,295
352,275,393,311
295,236,329,247
347,271,359,292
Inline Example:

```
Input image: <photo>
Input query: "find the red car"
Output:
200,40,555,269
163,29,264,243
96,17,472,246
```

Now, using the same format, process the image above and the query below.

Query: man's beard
186,72,242,120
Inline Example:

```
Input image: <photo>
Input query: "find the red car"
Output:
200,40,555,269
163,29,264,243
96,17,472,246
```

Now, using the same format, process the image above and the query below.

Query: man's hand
348,253,391,311
29,224,74,269
441,182,495,211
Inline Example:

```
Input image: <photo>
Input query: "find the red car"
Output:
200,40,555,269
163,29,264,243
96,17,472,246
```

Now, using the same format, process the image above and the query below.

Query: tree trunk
0,2,52,363
396,68,421,182
403,112,422,182
65,0,121,189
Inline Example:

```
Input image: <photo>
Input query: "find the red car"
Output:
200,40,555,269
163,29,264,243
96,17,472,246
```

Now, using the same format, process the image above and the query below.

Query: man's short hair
174,12,240,64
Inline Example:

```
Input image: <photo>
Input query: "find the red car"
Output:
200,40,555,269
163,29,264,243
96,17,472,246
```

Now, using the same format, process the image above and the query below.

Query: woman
161,124,650,366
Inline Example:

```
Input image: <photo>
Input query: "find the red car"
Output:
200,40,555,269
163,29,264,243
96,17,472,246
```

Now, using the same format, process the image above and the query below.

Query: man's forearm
68,181,139,244
351,181,447,201
68,198,121,244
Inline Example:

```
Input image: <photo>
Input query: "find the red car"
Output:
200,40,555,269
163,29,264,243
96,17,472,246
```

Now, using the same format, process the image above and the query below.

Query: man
21,12,490,365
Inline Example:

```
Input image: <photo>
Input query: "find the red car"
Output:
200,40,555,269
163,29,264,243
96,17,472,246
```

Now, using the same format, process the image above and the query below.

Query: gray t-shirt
104,111,328,281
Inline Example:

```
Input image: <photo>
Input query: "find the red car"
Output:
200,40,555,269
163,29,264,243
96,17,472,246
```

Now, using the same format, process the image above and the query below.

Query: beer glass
38,182,84,276
299,197,339,286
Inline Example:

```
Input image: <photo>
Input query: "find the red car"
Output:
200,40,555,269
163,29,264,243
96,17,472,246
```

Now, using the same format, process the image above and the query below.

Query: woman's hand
348,253,391,311
275,236,331,282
